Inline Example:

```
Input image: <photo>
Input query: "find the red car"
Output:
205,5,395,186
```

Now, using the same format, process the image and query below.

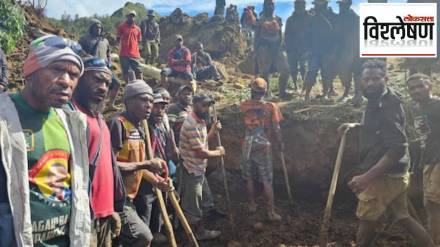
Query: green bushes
0,0,26,54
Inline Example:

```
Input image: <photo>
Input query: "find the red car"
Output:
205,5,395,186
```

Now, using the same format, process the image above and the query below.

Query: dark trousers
134,186,163,234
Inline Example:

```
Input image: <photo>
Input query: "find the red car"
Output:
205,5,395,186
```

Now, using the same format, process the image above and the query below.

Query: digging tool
212,104,234,226
168,189,200,247
142,120,177,247
319,127,351,247
143,120,200,247
280,149,294,204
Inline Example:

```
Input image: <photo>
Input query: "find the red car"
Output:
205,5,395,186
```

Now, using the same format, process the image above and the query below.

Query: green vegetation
0,0,26,54
48,2,158,38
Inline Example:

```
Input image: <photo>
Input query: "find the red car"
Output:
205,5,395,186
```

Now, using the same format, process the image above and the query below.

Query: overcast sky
45,0,407,23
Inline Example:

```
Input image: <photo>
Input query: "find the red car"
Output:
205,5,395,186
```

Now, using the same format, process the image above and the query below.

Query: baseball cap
127,10,137,17
153,93,169,104
175,34,183,41
193,94,214,105
249,78,267,92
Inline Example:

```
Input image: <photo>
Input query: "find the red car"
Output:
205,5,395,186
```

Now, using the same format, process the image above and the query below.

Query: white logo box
360,3,437,58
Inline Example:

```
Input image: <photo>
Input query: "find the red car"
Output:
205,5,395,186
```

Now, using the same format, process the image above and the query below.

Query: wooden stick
142,120,177,247
212,105,234,226
169,189,200,247
280,151,294,204
319,128,349,247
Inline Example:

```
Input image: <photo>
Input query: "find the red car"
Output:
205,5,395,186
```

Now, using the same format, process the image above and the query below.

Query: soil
8,5,440,247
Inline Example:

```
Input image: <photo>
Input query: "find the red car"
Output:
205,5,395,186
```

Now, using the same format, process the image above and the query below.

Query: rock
233,83,244,89
238,51,257,74
158,9,247,62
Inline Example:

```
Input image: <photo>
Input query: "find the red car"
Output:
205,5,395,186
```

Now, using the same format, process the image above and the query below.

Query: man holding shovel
240,78,283,221
179,94,224,240
338,60,434,247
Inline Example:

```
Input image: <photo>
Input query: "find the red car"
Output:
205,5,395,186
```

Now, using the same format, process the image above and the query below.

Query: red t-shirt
75,103,114,218
117,21,142,58
167,46,192,73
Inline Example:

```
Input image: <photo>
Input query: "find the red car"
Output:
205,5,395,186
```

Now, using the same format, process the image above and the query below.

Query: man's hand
216,146,225,156
146,158,166,173
337,123,360,136
0,85,5,92
156,177,172,191
348,174,372,194
210,121,222,133
110,212,121,237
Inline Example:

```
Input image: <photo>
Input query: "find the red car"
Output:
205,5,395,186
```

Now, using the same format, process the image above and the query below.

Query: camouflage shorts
356,174,410,222
241,149,273,184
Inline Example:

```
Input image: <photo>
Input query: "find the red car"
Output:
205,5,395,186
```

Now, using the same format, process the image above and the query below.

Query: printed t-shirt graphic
12,93,71,246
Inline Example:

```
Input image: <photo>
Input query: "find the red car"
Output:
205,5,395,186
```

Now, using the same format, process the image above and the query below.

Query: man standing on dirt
254,0,291,99
72,57,123,247
108,80,170,247
134,91,178,244
117,10,143,83
303,0,337,101
179,94,224,240
0,44,8,92
285,0,311,93
192,42,221,81
240,78,283,221
0,34,90,246
166,34,193,82
140,10,160,66
334,0,363,104
240,6,258,49
406,73,440,245
80,19,121,111
338,60,435,247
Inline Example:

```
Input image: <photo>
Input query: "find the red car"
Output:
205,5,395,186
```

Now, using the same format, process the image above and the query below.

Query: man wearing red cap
240,78,283,221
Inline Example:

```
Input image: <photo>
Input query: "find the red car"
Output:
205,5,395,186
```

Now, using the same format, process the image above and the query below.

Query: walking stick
280,149,294,204
319,127,350,247
168,189,200,247
142,121,177,247
212,104,234,226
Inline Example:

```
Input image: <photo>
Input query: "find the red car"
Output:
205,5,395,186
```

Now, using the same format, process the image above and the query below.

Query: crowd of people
0,0,439,247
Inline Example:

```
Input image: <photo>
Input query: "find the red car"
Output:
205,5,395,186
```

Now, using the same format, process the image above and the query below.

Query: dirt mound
158,8,248,62
7,5,68,88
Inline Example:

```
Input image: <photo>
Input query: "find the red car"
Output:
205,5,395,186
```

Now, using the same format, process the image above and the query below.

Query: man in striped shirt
179,94,225,240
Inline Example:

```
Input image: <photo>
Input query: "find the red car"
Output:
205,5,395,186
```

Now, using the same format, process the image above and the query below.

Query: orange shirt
117,21,142,58
240,100,283,141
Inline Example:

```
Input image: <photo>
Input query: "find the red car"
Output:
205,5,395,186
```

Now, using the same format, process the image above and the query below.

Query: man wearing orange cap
254,0,291,99
240,78,283,221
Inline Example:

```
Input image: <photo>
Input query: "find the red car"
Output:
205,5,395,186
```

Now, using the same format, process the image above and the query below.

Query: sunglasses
31,35,83,55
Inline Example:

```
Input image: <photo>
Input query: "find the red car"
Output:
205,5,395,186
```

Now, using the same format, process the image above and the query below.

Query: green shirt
11,93,71,247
